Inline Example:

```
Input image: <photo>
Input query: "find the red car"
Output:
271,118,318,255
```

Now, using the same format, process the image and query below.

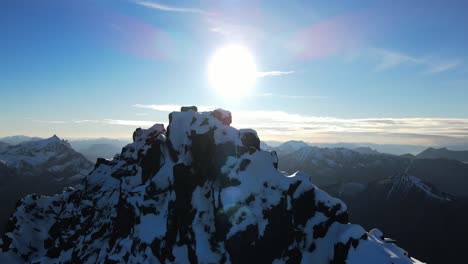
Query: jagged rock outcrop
0,108,421,263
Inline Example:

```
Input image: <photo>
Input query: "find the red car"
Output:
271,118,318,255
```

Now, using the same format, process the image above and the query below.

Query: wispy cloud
371,48,461,74
372,49,424,71
135,1,211,15
257,71,295,77
35,119,160,127
103,119,157,126
133,104,215,112
257,93,327,99
33,120,68,124
425,60,461,74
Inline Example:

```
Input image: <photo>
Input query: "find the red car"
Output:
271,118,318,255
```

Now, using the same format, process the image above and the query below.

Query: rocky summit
0,107,422,263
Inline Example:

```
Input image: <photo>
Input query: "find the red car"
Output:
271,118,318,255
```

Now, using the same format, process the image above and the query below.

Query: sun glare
208,44,257,98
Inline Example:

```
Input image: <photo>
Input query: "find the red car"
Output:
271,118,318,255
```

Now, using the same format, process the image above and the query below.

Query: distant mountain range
0,135,42,145
0,136,129,163
263,140,468,156
263,140,428,155
0,136,93,232
274,141,468,263
416,147,468,162
68,138,129,162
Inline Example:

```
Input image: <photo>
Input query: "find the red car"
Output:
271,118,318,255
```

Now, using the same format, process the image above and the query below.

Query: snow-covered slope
0,107,421,263
330,172,465,264
385,175,452,201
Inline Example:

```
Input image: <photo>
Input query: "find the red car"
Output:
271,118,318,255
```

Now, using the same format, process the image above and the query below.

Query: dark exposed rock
95,158,113,169
181,106,198,112
141,141,162,183
239,159,251,172
240,130,260,150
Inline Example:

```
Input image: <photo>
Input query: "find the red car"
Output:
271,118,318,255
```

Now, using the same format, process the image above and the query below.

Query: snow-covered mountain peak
0,135,75,168
25,134,69,148
0,107,421,263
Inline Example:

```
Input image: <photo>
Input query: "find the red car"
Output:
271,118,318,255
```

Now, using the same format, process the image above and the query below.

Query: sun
207,44,257,98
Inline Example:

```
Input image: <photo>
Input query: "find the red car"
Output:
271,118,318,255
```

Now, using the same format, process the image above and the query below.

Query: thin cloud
33,120,68,124
371,48,461,74
35,119,160,127
426,61,461,74
133,104,215,112
135,1,211,15
257,93,327,99
103,119,157,126
257,71,295,77
73,120,101,124
372,49,424,71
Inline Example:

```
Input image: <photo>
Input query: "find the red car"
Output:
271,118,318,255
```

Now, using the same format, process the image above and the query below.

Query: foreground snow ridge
0,107,422,263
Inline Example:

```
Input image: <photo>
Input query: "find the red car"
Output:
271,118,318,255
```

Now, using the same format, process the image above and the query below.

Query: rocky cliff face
0,107,421,263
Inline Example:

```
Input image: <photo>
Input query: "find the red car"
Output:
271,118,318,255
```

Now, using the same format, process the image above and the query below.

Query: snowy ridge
386,175,451,201
275,140,309,155
0,107,422,263
284,146,367,168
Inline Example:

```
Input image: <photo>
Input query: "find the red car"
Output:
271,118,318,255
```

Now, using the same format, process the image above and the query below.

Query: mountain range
0,107,420,263
263,140,468,156
0,136,42,145
68,138,129,162
416,147,468,162
1,118,467,263
274,142,468,263
264,141,428,155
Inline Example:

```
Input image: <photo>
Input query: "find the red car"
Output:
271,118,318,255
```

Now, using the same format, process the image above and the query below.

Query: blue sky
1,0,468,145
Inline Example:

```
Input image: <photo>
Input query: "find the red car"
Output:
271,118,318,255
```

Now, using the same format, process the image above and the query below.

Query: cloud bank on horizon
20,104,468,147
131,104,468,146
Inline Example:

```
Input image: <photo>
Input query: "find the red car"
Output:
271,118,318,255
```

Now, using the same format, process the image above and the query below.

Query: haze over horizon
2,0,468,146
